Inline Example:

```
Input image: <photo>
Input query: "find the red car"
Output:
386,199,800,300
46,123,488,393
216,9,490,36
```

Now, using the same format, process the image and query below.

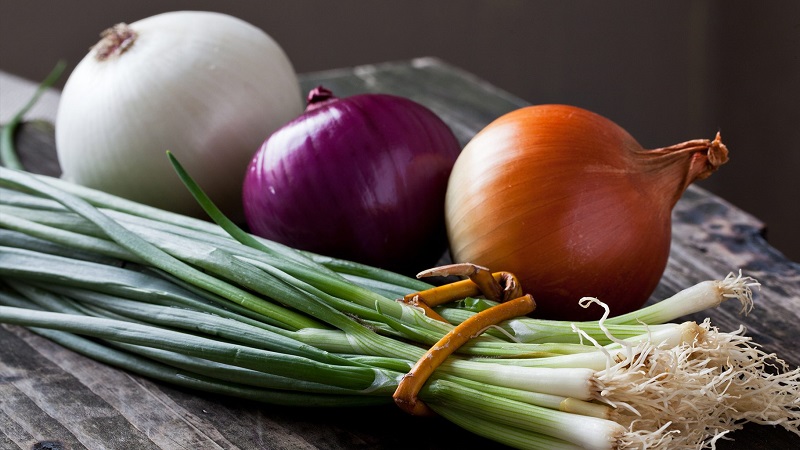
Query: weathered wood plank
298,57,528,148
2,58,799,449
1,325,161,449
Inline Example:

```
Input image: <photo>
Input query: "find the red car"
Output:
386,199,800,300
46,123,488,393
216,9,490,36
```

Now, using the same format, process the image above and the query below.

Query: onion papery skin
56,11,303,219
445,104,728,321
243,88,461,275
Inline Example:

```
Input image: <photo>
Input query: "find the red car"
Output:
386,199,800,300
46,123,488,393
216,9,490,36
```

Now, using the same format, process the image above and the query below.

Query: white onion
55,10,303,218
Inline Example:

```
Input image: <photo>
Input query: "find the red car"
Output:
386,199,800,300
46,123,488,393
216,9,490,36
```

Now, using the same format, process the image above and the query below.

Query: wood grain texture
1,58,798,449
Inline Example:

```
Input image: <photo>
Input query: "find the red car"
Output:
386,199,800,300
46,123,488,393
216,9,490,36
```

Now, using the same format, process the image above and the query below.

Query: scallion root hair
591,319,799,448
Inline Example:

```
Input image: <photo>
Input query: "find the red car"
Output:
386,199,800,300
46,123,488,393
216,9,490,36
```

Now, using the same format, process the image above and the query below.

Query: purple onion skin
242,88,461,275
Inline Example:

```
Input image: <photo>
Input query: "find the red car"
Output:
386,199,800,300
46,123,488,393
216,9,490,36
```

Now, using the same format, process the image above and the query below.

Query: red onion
243,87,461,274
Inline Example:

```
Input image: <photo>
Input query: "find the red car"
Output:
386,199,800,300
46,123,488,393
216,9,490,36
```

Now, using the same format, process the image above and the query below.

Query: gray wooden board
2,58,799,449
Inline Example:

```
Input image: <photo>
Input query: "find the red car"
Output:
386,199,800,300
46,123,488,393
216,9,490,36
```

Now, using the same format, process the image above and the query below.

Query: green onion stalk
0,60,66,169
1,71,798,449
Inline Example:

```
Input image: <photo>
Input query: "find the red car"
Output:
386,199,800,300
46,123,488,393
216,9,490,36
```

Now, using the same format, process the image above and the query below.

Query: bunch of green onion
2,156,799,449
2,68,799,448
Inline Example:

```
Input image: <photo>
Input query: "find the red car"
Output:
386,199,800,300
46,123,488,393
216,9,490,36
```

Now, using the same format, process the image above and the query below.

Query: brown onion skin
445,104,728,321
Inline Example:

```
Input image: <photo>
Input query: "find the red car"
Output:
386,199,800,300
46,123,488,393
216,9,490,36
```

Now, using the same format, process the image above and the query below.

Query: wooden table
2,58,799,449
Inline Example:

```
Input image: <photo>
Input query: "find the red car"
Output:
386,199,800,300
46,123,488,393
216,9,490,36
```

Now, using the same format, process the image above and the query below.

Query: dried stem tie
394,263,535,416
402,263,524,323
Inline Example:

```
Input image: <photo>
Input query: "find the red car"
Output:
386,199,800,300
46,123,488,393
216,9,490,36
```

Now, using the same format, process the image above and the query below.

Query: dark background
1,0,798,261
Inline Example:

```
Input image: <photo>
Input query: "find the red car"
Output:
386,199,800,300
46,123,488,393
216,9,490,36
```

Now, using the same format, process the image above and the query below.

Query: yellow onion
445,104,729,321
